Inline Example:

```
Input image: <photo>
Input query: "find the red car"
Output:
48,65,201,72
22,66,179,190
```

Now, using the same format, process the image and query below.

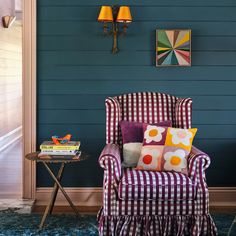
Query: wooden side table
25,152,88,229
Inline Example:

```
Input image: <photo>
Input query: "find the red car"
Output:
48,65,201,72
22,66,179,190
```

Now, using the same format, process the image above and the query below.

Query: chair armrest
188,146,211,182
105,97,121,144
99,143,122,184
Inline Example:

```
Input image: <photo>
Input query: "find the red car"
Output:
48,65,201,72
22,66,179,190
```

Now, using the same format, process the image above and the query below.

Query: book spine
40,150,79,155
40,145,80,151
38,151,81,158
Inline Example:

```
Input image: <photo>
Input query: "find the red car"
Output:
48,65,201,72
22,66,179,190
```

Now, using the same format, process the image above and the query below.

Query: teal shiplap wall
37,0,236,187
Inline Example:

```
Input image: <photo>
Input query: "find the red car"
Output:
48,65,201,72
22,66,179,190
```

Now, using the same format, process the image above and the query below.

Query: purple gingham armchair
98,92,217,236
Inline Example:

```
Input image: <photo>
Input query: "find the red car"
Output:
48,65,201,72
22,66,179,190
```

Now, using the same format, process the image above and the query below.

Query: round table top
25,151,88,163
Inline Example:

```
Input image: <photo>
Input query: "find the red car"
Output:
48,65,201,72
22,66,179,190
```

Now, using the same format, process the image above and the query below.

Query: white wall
15,0,22,11
0,0,22,144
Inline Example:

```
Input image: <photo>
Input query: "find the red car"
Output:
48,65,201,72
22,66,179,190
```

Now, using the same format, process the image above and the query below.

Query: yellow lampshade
116,6,132,23
98,6,113,22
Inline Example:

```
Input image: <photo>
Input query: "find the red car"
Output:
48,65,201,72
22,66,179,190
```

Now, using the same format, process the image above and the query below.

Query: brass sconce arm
121,24,128,36
98,5,132,54
112,22,118,54
103,23,109,35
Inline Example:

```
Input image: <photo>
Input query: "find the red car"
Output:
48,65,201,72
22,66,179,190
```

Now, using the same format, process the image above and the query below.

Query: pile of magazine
39,141,81,157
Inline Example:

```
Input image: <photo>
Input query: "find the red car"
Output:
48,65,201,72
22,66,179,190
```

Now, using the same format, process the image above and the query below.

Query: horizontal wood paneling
37,6,236,21
37,0,236,187
38,51,236,66
38,22,236,36
37,110,236,125
0,23,22,137
38,81,236,95
38,95,236,110
38,0,236,7
38,35,236,51
37,66,236,81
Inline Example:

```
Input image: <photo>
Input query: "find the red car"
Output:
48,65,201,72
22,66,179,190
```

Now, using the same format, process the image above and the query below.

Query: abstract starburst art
156,29,191,67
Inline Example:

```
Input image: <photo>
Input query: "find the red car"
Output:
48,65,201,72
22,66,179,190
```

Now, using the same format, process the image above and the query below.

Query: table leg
39,163,65,229
48,163,65,214
43,162,80,216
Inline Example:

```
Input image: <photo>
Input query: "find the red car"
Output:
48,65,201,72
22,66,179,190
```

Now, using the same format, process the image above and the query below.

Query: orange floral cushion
136,124,197,174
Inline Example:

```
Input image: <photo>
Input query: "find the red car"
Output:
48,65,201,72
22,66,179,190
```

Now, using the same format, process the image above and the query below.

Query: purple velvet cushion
120,120,172,144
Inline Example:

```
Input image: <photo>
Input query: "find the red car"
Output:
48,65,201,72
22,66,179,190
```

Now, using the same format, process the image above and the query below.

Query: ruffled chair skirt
98,211,217,236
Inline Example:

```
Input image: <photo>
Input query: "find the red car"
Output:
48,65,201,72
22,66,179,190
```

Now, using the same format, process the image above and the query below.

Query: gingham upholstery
118,169,197,201
98,92,217,236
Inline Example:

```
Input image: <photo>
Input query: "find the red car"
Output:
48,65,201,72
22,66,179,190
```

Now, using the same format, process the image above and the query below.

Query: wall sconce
98,5,132,54
2,15,16,28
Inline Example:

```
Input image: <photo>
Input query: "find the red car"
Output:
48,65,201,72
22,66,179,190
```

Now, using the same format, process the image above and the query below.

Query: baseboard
35,187,103,207
35,187,236,210
209,187,236,207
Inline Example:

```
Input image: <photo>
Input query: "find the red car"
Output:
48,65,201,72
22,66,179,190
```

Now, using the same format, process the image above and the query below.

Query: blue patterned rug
0,211,98,236
0,211,235,235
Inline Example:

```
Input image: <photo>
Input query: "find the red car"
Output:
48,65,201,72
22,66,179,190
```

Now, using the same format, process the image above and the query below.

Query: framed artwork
156,29,191,67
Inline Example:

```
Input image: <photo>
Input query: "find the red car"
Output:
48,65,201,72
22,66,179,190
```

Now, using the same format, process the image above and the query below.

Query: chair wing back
105,92,192,144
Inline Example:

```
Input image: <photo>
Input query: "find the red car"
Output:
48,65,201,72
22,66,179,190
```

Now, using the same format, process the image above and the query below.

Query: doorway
0,0,22,198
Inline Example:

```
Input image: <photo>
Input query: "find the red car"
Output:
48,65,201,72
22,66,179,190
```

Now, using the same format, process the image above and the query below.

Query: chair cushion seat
118,168,197,201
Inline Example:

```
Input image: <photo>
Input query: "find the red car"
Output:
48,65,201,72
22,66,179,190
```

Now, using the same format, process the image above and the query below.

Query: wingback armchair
98,92,217,236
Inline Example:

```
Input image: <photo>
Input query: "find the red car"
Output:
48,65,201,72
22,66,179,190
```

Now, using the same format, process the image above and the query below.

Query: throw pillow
120,120,172,167
136,125,197,174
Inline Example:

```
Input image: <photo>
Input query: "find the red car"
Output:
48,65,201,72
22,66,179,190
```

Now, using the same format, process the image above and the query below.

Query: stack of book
39,141,81,157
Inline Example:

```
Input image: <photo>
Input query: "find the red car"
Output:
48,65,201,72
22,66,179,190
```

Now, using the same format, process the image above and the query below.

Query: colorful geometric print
156,30,191,66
